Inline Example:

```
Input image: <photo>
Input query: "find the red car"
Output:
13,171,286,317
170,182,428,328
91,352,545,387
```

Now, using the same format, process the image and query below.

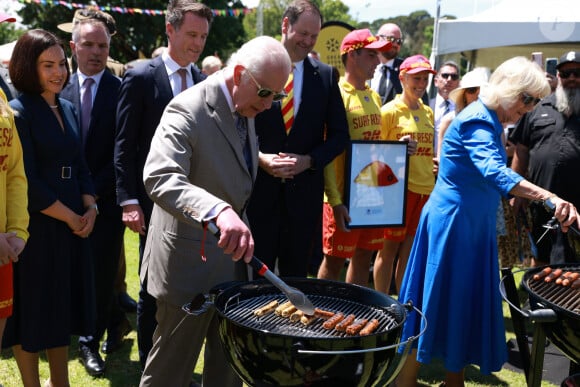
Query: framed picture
344,140,409,228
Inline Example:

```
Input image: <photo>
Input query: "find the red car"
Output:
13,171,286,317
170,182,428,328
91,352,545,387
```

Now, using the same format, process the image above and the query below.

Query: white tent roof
437,0,580,55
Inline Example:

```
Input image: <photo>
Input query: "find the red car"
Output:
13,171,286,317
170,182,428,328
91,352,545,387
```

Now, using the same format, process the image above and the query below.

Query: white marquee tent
434,0,580,69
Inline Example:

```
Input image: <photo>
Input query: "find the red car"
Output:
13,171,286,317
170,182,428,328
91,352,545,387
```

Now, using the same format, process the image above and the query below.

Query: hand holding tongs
207,222,316,315
536,197,580,244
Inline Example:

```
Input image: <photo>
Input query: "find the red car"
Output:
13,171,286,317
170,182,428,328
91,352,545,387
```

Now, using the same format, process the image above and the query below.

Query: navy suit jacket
61,70,121,216
114,56,206,221
248,57,349,237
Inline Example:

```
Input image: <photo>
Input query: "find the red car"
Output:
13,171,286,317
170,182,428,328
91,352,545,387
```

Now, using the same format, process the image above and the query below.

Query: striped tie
281,68,294,134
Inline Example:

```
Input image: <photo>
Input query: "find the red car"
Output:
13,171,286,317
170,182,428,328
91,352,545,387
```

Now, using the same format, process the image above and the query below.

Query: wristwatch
543,195,557,211
86,203,99,215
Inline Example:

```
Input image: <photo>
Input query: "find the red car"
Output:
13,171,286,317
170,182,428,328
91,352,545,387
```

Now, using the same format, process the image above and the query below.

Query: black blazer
114,56,206,220
248,57,349,223
60,70,121,216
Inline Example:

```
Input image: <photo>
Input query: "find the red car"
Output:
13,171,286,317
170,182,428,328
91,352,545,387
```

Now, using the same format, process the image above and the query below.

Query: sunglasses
440,73,459,81
559,68,580,79
464,87,479,94
521,92,541,106
246,70,287,102
378,35,403,45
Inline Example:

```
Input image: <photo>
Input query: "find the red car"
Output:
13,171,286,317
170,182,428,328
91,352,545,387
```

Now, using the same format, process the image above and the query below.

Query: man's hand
399,135,417,155
122,204,146,235
260,153,298,179
332,204,351,232
215,208,254,262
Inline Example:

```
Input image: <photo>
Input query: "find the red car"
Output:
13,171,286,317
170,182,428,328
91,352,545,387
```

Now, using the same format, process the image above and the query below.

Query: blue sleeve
460,118,523,197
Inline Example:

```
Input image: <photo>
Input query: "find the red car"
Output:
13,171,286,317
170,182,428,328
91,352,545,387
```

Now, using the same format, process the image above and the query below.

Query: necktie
81,77,94,145
377,65,388,102
281,68,294,134
177,68,188,93
443,99,451,116
235,112,251,170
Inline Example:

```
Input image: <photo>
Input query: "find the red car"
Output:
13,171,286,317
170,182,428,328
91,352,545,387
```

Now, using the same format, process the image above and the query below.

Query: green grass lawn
0,230,561,386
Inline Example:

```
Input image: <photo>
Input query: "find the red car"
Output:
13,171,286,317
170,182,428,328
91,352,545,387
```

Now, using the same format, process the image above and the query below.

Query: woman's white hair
480,56,550,110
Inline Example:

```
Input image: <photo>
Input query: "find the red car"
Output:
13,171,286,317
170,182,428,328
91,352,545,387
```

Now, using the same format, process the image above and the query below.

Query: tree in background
11,0,441,67
14,0,247,65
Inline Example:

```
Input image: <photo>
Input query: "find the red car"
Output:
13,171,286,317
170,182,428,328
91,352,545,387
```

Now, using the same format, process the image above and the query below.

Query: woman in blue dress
4,29,98,387
395,56,580,387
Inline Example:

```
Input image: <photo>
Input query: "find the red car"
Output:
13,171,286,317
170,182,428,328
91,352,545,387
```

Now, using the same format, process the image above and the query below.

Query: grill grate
221,293,402,338
527,269,580,315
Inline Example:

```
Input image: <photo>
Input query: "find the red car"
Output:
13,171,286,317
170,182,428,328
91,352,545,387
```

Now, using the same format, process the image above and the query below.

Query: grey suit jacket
141,73,257,307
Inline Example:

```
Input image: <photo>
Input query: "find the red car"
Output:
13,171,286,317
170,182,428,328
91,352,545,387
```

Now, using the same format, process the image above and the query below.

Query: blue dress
398,99,523,374
4,94,96,352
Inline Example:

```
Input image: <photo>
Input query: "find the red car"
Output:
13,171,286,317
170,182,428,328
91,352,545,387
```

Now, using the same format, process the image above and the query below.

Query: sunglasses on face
246,70,287,102
377,35,404,45
521,92,541,106
465,87,479,94
440,73,459,81
559,68,580,79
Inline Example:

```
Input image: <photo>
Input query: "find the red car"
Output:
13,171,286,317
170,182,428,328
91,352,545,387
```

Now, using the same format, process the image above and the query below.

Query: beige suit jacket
141,73,257,307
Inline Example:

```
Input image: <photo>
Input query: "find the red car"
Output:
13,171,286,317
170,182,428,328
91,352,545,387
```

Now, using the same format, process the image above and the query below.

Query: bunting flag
15,0,255,17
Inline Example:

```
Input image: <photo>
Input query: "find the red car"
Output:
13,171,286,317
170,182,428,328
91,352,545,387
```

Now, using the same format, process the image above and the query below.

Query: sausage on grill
335,314,356,332
562,272,580,286
254,300,279,317
359,319,380,336
545,268,563,283
346,318,368,336
322,312,344,330
275,301,293,316
533,267,552,281
300,314,317,326
571,278,580,290
314,308,335,320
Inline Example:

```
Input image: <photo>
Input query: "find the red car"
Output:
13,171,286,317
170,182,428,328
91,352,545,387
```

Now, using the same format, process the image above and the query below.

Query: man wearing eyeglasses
369,23,405,105
510,51,580,267
429,61,461,155
139,36,292,387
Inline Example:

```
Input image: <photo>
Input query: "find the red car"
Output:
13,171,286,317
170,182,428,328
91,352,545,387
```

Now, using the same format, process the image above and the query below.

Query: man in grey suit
139,36,291,387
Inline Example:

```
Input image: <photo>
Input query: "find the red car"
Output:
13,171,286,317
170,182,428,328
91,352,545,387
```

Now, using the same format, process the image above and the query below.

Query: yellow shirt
0,90,29,241
381,95,435,195
324,78,383,206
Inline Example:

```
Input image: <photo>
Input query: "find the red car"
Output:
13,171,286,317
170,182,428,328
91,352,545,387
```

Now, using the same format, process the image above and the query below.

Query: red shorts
323,202,384,259
0,262,13,318
384,191,429,242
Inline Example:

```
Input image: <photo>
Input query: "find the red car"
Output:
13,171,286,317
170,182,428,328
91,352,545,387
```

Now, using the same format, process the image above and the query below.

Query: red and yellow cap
400,54,436,75
340,29,392,55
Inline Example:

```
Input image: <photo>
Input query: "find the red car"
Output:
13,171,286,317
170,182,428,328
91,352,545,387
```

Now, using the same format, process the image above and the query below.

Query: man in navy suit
114,0,210,368
59,11,125,377
247,0,349,278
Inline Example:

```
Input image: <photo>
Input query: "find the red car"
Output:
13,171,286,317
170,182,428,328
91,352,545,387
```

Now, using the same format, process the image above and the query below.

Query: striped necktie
281,68,294,134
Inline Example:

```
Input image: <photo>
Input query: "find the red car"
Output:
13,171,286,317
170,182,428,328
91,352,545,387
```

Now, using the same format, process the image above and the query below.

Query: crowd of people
1,0,579,386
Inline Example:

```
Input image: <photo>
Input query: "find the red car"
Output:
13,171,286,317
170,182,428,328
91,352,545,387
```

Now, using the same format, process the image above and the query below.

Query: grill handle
295,302,427,355
499,269,558,323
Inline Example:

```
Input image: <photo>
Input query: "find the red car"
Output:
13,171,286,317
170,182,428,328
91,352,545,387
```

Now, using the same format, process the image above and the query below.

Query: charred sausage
359,319,380,336
562,272,580,286
322,312,344,330
345,319,368,336
571,278,580,290
533,267,552,281
545,268,563,283
335,314,356,332
314,308,335,320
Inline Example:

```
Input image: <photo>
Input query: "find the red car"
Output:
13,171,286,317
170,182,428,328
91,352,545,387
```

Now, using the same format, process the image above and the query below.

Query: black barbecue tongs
207,222,316,316
536,197,580,244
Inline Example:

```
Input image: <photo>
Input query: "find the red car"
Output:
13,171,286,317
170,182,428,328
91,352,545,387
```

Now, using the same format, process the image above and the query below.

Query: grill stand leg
500,268,532,383
528,323,547,387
